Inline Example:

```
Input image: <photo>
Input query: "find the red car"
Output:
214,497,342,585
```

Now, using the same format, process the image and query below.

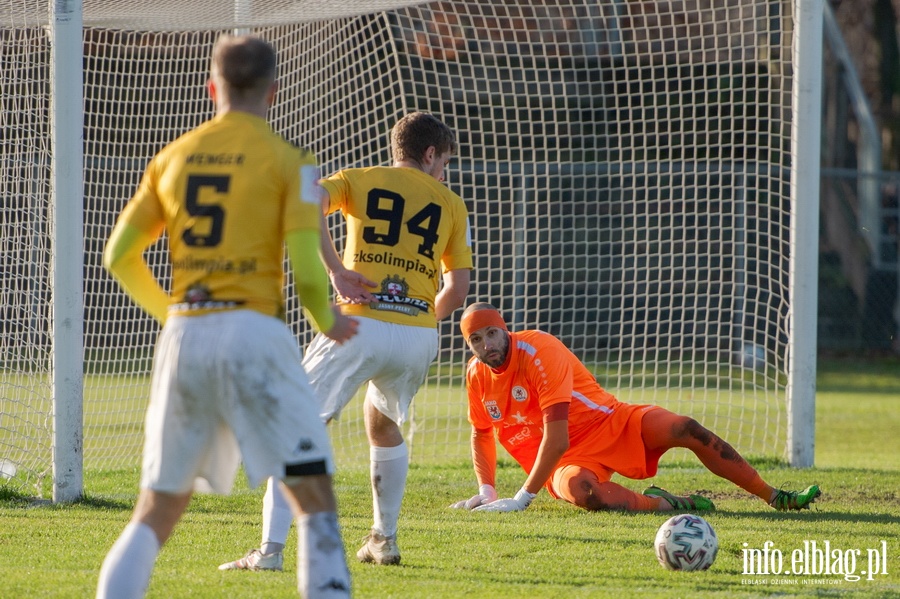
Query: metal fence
819,168,900,353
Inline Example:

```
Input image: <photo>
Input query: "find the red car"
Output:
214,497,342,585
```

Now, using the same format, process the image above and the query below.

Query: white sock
261,476,291,554
296,511,351,599
370,442,408,538
96,522,160,599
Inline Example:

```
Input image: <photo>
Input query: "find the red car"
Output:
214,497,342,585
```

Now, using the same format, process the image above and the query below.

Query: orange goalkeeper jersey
466,330,659,482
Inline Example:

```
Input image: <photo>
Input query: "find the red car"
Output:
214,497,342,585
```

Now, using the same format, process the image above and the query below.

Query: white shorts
302,317,438,425
141,310,334,494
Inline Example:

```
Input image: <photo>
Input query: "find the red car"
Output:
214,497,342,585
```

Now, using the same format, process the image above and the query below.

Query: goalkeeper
450,302,821,514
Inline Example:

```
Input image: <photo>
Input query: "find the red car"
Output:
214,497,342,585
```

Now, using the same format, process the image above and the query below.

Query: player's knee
562,475,615,511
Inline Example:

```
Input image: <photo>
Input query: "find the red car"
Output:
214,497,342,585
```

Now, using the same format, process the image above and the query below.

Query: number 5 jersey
118,111,323,319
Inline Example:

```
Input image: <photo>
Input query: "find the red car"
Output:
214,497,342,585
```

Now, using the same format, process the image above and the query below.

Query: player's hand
323,307,358,344
472,487,536,513
449,484,497,510
330,268,377,304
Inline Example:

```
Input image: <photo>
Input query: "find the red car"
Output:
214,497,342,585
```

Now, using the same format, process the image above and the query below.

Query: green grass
1,359,899,597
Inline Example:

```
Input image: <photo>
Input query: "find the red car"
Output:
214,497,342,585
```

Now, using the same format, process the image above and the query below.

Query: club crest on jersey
380,274,409,298
511,386,528,402
170,283,243,312
485,400,502,421
183,283,212,304
370,274,429,316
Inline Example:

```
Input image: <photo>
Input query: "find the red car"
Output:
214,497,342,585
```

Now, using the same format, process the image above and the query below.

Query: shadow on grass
0,487,132,511
729,510,900,525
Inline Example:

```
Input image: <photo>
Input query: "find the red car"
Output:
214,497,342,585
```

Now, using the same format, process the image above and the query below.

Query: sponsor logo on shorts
296,437,315,452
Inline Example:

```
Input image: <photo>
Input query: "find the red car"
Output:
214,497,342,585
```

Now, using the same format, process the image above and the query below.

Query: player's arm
435,207,473,320
474,403,570,513
317,210,376,304
286,228,356,343
523,404,570,493
103,220,169,324
434,268,470,321
450,426,498,509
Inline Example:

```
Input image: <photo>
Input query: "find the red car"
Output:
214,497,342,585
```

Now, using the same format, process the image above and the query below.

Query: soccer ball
654,514,718,571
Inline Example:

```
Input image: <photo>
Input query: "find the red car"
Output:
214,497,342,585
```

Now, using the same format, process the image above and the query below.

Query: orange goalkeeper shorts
545,403,663,499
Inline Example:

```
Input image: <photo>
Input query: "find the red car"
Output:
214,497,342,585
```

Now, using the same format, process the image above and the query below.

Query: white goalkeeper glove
472,487,537,512
450,484,498,510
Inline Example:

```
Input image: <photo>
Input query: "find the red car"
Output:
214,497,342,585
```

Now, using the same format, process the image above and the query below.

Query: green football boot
643,485,715,511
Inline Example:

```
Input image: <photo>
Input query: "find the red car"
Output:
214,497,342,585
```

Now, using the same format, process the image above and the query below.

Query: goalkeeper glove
450,484,498,510
472,486,537,512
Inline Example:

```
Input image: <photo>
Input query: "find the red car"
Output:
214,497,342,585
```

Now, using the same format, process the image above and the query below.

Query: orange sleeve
543,402,570,423
527,333,575,410
466,359,497,486
466,360,493,429
471,427,496,487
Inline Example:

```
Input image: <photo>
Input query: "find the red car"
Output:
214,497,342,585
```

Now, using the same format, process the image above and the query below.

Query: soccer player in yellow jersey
219,112,474,570
96,35,356,599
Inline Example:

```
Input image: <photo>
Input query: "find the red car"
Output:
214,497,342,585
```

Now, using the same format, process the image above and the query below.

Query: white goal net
1,0,806,497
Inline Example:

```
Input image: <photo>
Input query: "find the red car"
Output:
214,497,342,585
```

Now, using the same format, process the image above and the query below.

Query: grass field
1,359,898,597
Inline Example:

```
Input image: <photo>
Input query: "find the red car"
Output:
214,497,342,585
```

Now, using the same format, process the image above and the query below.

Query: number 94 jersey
321,166,473,328
118,112,323,318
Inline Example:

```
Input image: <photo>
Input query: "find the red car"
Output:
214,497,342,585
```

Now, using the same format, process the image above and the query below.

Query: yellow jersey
117,112,322,318
321,166,473,328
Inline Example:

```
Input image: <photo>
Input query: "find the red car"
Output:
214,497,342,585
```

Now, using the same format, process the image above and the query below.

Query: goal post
0,0,820,501
50,0,86,503
788,0,823,468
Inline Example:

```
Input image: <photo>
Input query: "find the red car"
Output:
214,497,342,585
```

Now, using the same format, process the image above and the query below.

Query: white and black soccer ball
654,514,718,571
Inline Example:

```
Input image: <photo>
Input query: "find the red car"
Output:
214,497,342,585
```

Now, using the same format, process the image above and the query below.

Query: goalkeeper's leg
552,465,658,510
552,465,714,511
640,408,774,502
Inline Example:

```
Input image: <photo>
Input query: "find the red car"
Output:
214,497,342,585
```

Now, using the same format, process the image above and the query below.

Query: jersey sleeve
319,171,350,217
286,228,334,333
441,197,474,273
283,149,325,234
104,156,169,322
117,158,166,233
527,334,574,410
466,361,493,429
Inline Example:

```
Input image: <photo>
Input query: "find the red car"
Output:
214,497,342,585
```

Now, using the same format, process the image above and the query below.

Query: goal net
1,0,801,496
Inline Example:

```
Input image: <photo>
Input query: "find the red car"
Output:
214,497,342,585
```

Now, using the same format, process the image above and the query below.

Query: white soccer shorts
141,310,334,494
302,316,438,425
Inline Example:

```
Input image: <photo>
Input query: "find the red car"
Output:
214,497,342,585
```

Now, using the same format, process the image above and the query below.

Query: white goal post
0,0,820,502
